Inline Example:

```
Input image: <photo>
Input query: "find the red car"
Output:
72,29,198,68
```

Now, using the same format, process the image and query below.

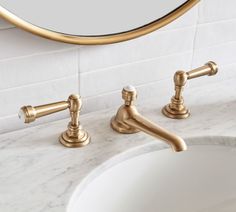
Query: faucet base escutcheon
59,130,90,148
111,116,140,134
162,99,190,119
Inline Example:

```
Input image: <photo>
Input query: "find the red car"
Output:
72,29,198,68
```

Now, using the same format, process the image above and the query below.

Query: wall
0,0,236,134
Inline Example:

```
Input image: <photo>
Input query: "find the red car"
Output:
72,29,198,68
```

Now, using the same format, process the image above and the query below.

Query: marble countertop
0,79,236,212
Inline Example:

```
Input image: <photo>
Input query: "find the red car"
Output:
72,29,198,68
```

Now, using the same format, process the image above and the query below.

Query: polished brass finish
19,94,90,148
111,86,187,152
0,0,199,45
162,61,218,119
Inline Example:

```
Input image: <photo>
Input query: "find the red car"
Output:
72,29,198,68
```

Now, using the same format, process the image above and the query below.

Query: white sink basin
68,137,236,212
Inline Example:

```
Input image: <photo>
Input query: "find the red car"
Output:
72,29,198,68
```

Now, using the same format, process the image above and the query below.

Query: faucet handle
122,85,137,106
19,94,90,148
162,61,218,119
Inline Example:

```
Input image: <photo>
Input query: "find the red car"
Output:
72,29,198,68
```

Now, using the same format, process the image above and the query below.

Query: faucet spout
126,112,186,152
111,86,187,152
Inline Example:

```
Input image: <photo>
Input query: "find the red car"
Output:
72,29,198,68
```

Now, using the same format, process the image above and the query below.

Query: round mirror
0,0,199,45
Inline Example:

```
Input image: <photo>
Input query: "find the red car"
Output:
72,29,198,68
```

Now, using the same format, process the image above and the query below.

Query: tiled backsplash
0,0,235,134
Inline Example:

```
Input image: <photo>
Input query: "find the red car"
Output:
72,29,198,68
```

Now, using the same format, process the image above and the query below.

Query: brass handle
174,61,218,87
163,61,218,119
187,61,218,79
19,94,90,148
19,101,69,123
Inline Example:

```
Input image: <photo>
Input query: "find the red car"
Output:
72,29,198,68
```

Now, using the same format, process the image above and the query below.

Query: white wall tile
220,63,236,80
195,19,236,49
199,0,236,23
0,28,76,61
192,42,236,68
82,78,174,115
79,26,196,73
0,49,78,90
80,51,192,97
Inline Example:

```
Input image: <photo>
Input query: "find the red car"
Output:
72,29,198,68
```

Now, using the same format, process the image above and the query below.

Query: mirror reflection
0,0,192,37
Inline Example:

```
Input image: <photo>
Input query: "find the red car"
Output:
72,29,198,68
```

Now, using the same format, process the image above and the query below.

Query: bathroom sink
68,137,236,212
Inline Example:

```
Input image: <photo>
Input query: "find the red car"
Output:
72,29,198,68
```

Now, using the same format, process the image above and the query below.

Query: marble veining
0,79,236,212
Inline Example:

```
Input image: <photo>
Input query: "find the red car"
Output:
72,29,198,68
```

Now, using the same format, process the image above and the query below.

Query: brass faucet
19,94,90,148
111,86,187,152
162,61,218,119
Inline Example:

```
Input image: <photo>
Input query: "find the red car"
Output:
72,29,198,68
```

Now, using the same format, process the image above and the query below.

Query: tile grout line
77,47,81,94
190,4,200,68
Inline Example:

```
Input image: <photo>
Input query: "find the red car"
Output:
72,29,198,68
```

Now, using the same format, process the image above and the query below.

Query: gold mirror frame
0,0,199,45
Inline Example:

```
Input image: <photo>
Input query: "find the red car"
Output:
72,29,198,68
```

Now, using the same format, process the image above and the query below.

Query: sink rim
67,135,236,211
